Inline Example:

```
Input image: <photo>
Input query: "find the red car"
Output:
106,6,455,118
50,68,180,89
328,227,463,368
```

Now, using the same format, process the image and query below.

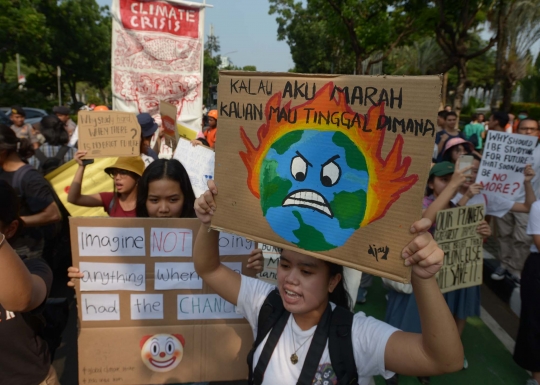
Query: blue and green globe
260,130,369,251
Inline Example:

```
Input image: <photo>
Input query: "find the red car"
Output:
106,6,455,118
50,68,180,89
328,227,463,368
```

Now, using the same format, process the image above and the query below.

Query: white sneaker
491,266,507,281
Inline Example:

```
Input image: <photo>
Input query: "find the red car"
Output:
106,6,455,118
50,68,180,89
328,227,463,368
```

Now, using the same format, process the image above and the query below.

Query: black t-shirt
0,166,54,253
0,257,53,384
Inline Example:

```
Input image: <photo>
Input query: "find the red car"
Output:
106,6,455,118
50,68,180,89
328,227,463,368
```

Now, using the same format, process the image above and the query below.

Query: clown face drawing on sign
140,333,185,372
240,82,418,251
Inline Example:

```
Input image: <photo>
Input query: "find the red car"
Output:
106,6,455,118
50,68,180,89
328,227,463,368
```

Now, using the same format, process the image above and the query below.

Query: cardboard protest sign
78,111,141,158
173,137,215,197
212,72,441,282
256,243,281,285
70,217,256,384
160,100,180,142
434,204,484,293
478,130,538,198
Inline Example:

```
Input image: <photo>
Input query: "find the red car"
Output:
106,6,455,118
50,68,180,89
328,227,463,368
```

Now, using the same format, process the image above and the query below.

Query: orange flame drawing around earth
239,81,419,227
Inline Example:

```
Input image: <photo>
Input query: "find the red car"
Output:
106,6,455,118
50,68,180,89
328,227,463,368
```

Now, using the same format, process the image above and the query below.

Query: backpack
247,289,358,385
34,146,70,176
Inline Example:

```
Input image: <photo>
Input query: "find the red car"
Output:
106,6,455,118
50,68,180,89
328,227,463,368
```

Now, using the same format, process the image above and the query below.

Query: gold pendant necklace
290,322,314,365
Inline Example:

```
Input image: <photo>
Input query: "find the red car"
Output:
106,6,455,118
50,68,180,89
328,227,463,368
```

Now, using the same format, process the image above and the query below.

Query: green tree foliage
520,54,540,103
269,0,426,74
32,0,111,104
203,36,222,104
0,0,49,82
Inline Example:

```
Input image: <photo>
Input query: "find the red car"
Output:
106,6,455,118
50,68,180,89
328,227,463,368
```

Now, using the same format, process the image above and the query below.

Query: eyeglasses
107,169,131,178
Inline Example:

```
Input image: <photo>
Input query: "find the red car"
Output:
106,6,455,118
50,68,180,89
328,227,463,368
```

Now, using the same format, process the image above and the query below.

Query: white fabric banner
111,0,204,132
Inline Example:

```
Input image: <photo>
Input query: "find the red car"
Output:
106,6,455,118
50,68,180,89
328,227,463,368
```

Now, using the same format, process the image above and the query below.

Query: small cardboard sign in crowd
78,111,141,158
71,217,255,384
434,205,484,293
477,130,538,199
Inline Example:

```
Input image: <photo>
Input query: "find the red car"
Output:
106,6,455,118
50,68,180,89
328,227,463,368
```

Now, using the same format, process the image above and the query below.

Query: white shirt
511,144,540,203
527,200,540,252
236,275,398,385
451,192,514,218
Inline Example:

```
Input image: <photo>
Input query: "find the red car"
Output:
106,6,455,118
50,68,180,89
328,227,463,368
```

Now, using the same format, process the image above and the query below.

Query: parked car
0,111,10,126
0,107,48,125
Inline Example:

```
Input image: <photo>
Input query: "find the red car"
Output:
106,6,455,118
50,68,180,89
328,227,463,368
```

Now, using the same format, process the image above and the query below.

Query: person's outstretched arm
193,180,242,305
384,218,464,376
511,165,536,213
67,150,103,207
0,233,47,312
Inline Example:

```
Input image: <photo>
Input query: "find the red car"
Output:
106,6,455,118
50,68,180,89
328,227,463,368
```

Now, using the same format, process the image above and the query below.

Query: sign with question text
78,111,141,158
477,131,537,199
434,204,484,293
70,217,256,384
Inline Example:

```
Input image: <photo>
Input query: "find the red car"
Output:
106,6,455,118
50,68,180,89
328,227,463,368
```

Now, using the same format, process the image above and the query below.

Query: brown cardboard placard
70,217,256,384
78,111,141,158
212,72,441,283
434,204,484,293
160,100,180,142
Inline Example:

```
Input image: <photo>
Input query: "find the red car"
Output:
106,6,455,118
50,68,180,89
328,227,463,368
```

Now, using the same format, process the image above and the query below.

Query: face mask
518,114,527,120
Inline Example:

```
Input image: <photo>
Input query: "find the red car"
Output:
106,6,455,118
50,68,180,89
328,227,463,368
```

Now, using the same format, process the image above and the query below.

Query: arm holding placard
384,219,464,375
510,165,536,213
457,183,483,207
67,150,104,207
423,161,470,223
193,180,242,305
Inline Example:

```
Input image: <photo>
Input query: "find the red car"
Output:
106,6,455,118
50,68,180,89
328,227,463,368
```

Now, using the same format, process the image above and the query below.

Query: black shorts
514,252,540,371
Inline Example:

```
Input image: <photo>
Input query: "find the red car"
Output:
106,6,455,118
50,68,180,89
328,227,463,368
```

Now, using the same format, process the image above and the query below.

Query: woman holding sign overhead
192,180,464,385
67,150,145,217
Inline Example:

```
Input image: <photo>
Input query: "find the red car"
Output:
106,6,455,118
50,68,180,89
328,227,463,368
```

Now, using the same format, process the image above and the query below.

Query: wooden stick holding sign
434,204,484,293
78,111,141,158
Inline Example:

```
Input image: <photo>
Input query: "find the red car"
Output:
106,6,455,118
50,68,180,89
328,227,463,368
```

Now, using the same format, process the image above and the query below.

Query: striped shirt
28,143,76,169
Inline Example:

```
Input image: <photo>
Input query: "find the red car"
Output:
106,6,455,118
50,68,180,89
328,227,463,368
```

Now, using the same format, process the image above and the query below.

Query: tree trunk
355,52,363,75
0,61,6,83
441,72,448,109
453,59,468,118
501,77,514,112
491,0,508,111
66,77,78,104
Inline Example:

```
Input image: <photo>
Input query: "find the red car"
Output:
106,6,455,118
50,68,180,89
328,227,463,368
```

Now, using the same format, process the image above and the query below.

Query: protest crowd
0,99,539,385
1,0,540,382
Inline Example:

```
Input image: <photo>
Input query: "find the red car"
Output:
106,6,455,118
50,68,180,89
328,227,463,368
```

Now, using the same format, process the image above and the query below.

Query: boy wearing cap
53,106,77,138
435,111,466,162
10,106,39,149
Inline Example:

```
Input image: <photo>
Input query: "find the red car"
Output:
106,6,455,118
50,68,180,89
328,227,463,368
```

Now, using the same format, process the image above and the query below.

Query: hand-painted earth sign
213,73,441,282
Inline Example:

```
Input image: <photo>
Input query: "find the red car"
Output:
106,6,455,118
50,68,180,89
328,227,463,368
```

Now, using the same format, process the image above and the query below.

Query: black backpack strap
55,145,70,161
296,303,332,385
12,164,34,195
34,148,47,164
329,306,358,385
252,309,290,385
248,289,286,385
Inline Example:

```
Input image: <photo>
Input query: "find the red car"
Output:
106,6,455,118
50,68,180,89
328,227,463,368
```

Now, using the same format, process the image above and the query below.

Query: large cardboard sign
173,137,215,198
477,130,537,199
434,204,484,293
111,0,205,133
212,72,441,282
71,217,256,384
78,111,141,158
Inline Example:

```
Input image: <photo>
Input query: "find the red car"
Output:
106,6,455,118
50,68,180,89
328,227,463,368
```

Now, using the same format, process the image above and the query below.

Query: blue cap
137,113,158,138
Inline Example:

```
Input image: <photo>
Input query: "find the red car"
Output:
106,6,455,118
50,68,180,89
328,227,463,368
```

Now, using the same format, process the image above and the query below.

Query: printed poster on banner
70,217,255,384
434,204,484,293
477,130,537,199
212,72,441,282
111,0,205,133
